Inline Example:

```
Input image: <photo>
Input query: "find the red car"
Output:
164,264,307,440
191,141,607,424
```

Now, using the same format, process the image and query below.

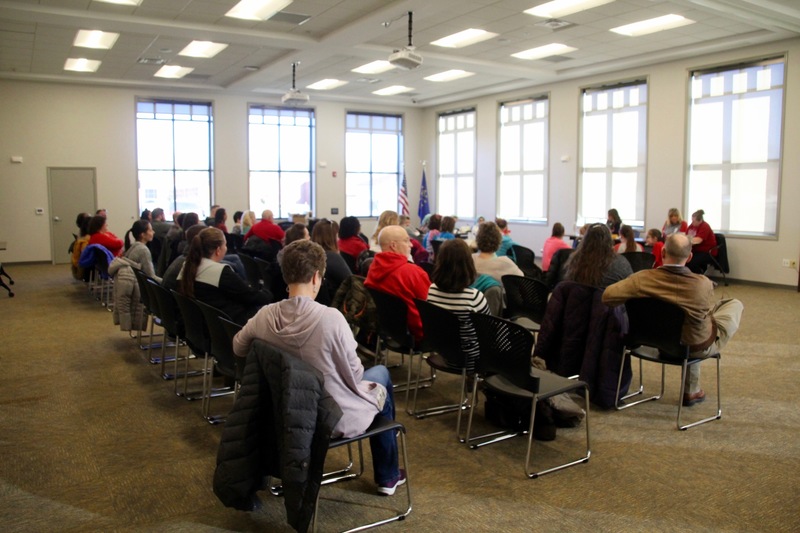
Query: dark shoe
683,389,706,407
377,469,406,496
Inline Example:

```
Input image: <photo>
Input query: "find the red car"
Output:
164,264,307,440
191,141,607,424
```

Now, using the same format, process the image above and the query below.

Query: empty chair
501,275,549,333
466,312,591,478
195,300,241,424
171,290,213,402
237,252,263,289
622,251,656,273
708,233,730,286
131,267,164,359
615,298,722,430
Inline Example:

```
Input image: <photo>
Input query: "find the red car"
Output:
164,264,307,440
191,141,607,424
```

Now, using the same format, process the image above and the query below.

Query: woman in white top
472,221,523,282
124,219,161,282
613,225,644,254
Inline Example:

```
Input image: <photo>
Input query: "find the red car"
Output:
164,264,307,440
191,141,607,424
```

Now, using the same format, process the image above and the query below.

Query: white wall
420,37,800,288
1,37,798,286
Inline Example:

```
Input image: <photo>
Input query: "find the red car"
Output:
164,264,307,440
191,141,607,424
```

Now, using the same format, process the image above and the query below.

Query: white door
48,167,97,264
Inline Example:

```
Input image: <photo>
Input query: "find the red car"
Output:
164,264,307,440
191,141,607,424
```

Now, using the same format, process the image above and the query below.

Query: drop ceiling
0,0,798,107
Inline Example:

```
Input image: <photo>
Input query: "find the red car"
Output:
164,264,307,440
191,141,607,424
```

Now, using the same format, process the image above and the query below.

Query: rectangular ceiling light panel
512,43,577,60
225,0,293,21
179,41,229,58
373,85,413,96
94,0,142,5
64,58,101,72
525,0,615,19
74,30,119,49
307,79,348,90
431,29,498,48
154,65,194,78
610,14,695,36
352,60,395,74
425,69,475,82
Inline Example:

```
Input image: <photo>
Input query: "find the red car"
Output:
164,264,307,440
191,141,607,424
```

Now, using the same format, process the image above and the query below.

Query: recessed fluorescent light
352,60,395,74
525,0,615,19
610,14,695,36
306,78,348,90
373,85,413,96
64,58,101,72
179,40,228,58
225,0,293,21
94,0,142,5
431,28,498,48
424,70,475,82
154,65,194,79
73,30,119,50
512,43,577,60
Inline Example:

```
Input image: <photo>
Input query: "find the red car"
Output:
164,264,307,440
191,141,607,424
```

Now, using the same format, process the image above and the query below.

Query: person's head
420,213,432,227
495,217,510,234
440,216,456,234
565,224,615,286
278,239,327,286
242,210,256,227
618,225,637,252
233,210,243,224
691,209,705,225
645,228,662,246
372,210,399,240
182,212,199,231
284,223,309,245
338,216,361,239
87,215,107,235
179,227,226,297
175,212,186,229
579,223,591,236
184,224,206,246
433,239,476,292
607,208,621,225
667,208,682,226
475,221,502,253
261,209,274,222
125,220,154,250
399,215,411,227
476,216,485,225
311,219,339,252
140,209,151,221
151,208,165,222
75,212,91,236
214,207,227,226
663,233,692,265
551,222,565,238
96,208,107,217
427,214,442,231
378,225,412,256
209,205,220,217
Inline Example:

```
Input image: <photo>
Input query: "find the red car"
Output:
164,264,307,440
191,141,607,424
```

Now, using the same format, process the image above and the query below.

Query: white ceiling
1,0,798,107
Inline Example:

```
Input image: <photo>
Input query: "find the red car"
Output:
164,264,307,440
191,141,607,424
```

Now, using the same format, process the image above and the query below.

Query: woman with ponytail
177,227,272,324
124,219,160,282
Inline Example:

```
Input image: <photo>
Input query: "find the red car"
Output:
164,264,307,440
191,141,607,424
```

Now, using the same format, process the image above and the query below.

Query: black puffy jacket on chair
213,340,342,532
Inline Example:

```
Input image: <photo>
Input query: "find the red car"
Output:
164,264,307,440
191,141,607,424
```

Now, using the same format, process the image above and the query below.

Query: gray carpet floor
0,263,798,532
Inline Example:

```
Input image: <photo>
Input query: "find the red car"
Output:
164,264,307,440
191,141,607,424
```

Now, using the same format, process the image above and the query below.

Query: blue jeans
362,365,400,484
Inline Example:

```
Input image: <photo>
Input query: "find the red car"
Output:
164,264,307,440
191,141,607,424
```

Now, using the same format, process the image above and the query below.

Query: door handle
53,216,61,222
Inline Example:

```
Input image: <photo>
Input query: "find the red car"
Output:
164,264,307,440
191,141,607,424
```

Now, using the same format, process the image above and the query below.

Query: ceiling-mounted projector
282,61,309,106
388,11,422,70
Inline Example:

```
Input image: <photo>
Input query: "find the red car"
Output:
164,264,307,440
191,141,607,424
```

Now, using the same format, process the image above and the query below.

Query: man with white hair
603,233,743,406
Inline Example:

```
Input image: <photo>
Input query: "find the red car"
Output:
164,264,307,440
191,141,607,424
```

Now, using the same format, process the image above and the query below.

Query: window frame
436,108,477,218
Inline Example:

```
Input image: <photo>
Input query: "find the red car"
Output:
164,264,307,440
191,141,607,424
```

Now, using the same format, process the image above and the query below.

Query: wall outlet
791,260,798,269
782,259,796,268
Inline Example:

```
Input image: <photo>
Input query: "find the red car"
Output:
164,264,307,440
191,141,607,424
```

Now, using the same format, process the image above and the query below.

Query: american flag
398,174,410,216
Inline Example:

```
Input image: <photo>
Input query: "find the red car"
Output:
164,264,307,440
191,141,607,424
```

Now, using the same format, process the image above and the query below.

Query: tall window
136,99,213,218
498,97,548,222
437,109,476,218
345,112,403,217
579,81,647,228
249,105,315,219
687,58,784,236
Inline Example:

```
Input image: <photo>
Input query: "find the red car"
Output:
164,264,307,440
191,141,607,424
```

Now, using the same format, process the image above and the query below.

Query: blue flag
417,169,430,220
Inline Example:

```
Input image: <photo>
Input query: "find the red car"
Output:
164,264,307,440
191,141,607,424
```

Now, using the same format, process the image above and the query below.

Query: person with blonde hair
662,208,688,236
241,210,256,236
371,210,399,251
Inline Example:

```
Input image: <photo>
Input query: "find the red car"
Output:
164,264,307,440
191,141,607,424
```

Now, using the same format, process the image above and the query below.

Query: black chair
466,312,591,478
131,267,164,359
545,247,574,289
708,233,730,286
510,244,543,280
195,300,240,424
252,256,275,291
418,261,434,281
501,275,549,334
622,251,656,272
413,300,474,436
171,290,214,403
340,252,358,274
92,247,113,309
367,288,433,413
141,277,180,378
615,298,721,430
237,252,263,289
430,239,443,258
225,232,244,254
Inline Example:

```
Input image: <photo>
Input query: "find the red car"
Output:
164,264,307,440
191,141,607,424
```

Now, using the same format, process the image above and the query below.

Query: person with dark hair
140,209,152,221
87,215,124,257
686,209,718,274
472,221,523,282
427,239,490,372
311,219,350,297
177,227,271,324
494,218,516,257
565,224,631,289
603,233,743,406
205,205,220,227
71,213,92,280
284,223,309,245
162,223,206,291
124,219,160,282
337,216,369,258
422,214,442,256
233,240,405,496
614,225,643,254
606,208,622,234
231,211,244,235
214,207,228,233
645,228,664,267
542,222,571,272
150,207,171,240
435,216,457,242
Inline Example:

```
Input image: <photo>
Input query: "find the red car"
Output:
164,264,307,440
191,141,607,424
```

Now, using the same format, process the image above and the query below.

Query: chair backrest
418,261,434,280
712,233,729,273
225,232,244,254
237,252,263,288
415,299,468,370
139,273,163,321
471,312,538,393
132,267,155,314
147,279,182,338
545,247,574,289
624,298,688,359
430,239,443,258
252,256,274,288
510,244,542,279
340,252,358,274
93,247,112,279
367,287,415,351
171,289,210,356
501,275,549,325
195,299,238,376
622,251,656,273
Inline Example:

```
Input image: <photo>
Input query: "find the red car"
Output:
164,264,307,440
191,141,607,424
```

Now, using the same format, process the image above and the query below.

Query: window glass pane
523,122,544,171
280,125,311,171
280,171,311,216
439,134,455,174
581,172,606,221
610,171,637,222
687,170,722,227
372,133,398,173
138,170,174,213
345,173,371,216
174,121,210,170
456,176,474,218
456,131,474,174
730,168,766,233
582,115,607,168
346,132,371,172
612,111,638,168
439,177,455,215
501,124,520,172
137,120,174,169
250,124,279,169
175,171,210,215
731,96,769,163
522,174,544,219
690,102,723,165
373,173,398,214
499,174,520,216
249,171,280,214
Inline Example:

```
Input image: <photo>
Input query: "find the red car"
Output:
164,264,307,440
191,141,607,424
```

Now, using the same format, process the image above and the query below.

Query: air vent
355,77,381,84
270,11,311,25
184,73,212,80
535,19,573,30
540,55,572,63
137,57,166,65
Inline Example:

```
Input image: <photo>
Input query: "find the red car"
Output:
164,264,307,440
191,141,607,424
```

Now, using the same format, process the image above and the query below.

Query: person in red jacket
364,225,430,342
686,209,718,274
244,209,285,245
87,215,123,257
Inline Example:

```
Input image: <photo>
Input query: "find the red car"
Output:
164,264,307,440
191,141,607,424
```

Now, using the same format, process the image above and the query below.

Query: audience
311,219,350,297
371,210,399,252
686,209,718,274
565,224,632,289
472,221,523,283
214,207,228,233
241,210,256,236
124,219,160,282
645,228,664,267
494,218,516,257
422,214,442,256
614,225,643,253
150,208,172,240
71,213,92,281
337,216,369,258
662,207,688,236
436,216,457,242
205,205,220,227
399,215,420,239
87,215,124,257
161,224,205,291
542,222,571,272
245,209,285,245
284,223,309,245
231,211,244,235
606,208,622,235
232,240,406,496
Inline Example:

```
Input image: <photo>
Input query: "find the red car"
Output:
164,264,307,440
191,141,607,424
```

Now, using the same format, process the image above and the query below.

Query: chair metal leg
615,351,666,410
464,376,521,449
409,361,469,422
678,357,722,430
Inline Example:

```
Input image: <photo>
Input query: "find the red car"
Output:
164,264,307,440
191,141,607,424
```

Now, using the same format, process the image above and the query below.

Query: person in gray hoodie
232,240,406,496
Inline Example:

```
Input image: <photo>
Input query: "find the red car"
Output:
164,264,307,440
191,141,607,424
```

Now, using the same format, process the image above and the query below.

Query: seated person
284,223,309,245
370,210,399,252
123,219,161,282
398,215,420,239
311,219,350,299
472,221,523,283
365,225,431,342
71,213,92,281
614,225,644,253
422,214,442,256
214,207,229,233
245,209,285,246
542,222,571,271
662,207,689,236
233,240,406,495
607,208,622,235
230,210,244,235
645,228,664,267
494,218,516,257
434,216,457,242
337,216,369,259
565,224,632,289
87,215,124,257
177,227,271,325
427,239,491,372
162,224,205,291
686,209,718,274
241,210,256,236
